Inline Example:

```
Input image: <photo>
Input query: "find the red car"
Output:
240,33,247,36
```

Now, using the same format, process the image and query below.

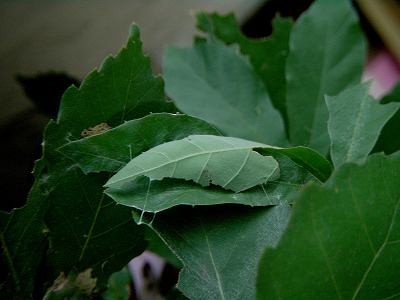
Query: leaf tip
128,23,141,39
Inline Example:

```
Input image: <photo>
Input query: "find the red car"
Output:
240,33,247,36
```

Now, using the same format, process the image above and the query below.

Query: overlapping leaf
196,12,292,130
105,135,279,192
257,152,400,299
285,0,366,155
105,136,330,212
136,204,291,300
58,113,221,174
326,82,400,167
163,38,287,146
36,23,172,293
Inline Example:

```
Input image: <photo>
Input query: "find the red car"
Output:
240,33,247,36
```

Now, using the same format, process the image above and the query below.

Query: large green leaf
326,82,400,167
163,39,288,146
373,82,400,154
257,152,400,299
286,0,366,155
105,135,279,193
38,24,166,293
196,13,292,129
58,113,220,174
4,23,174,297
136,204,291,300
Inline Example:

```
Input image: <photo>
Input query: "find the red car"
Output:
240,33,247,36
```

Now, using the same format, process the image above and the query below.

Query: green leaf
257,146,332,182
257,152,400,299
102,267,132,300
0,183,49,299
106,175,301,214
163,39,288,146
12,23,170,296
144,227,182,269
326,82,400,167
39,23,177,292
58,113,220,174
286,0,366,155
57,23,176,137
136,204,291,300
40,121,147,294
373,82,400,154
105,135,280,193
105,141,327,213
196,12,292,130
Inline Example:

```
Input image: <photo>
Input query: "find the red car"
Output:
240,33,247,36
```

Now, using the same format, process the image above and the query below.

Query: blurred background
1,1,399,299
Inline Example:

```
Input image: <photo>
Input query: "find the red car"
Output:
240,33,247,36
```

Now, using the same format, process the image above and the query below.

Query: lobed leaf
136,204,291,300
326,82,400,167
40,122,148,293
4,23,170,297
105,135,280,193
257,152,400,299
285,0,366,155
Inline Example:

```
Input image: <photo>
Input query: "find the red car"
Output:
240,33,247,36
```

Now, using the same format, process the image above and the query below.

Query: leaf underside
136,204,291,300
105,135,279,193
163,39,287,146
285,0,366,155
196,12,293,131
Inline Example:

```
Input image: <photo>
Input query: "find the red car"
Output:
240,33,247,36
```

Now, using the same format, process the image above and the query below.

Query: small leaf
105,135,279,193
286,0,366,155
257,146,332,182
257,152,400,299
136,204,291,300
58,113,220,174
163,39,287,146
326,82,400,167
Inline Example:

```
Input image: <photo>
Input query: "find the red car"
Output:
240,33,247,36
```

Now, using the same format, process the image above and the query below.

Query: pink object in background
363,50,400,98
